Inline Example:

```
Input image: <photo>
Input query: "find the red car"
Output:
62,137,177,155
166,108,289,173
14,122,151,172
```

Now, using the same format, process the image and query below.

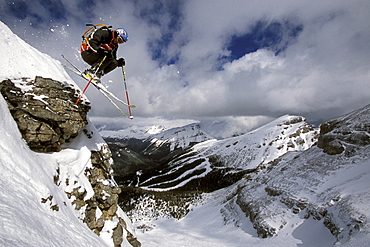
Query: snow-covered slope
219,105,370,246
126,106,370,247
98,118,200,140
0,21,136,247
145,123,214,152
138,115,318,191
102,123,215,185
0,22,72,83
0,95,107,246
193,115,317,169
97,116,272,141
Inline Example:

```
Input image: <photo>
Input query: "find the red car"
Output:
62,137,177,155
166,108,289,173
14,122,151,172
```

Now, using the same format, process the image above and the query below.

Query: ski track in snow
123,114,370,246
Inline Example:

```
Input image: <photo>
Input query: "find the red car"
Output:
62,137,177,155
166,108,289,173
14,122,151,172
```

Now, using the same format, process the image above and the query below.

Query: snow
133,155,369,247
97,117,200,140
0,21,89,104
124,113,370,246
0,95,107,246
95,116,272,141
191,115,318,170
135,189,335,247
136,115,319,192
0,22,72,83
0,21,135,247
0,90,135,246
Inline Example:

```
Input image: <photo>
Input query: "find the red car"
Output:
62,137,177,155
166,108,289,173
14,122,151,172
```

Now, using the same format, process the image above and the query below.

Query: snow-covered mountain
0,21,139,247
112,115,318,191
97,115,273,140
102,123,214,184
219,104,370,244
119,106,370,247
143,123,214,152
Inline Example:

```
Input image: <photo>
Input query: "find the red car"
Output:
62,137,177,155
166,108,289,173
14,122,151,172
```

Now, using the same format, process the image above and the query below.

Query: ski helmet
115,28,128,43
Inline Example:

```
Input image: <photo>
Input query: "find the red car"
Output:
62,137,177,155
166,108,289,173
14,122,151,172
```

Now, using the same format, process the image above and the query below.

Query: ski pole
72,56,107,109
121,66,134,119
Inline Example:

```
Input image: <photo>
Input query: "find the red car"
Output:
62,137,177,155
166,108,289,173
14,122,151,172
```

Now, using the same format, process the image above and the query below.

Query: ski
90,80,136,108
61,57,136,108
62,54,82,74
98,87,133,119
72,55,108,109
61,55,135,119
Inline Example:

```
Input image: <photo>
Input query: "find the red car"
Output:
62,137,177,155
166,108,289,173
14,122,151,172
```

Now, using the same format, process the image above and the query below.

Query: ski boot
83,68,103,83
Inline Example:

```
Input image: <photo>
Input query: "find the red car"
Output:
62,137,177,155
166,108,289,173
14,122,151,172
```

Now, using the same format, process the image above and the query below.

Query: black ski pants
81,50,118,75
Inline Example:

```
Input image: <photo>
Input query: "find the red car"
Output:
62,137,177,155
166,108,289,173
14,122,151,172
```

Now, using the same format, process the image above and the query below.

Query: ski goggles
116,36,126,44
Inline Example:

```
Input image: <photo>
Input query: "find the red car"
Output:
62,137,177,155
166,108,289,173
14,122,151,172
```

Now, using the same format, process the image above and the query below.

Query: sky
1,0,370,126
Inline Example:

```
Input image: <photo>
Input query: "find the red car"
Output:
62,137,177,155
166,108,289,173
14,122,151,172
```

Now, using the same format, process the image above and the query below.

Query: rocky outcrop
66,145,141,247
0,76,90,152
222,105,370,243
317,104,370,155
1,77,140,247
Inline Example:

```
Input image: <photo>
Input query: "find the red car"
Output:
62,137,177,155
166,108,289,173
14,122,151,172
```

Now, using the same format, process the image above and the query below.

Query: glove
117,58,125,67
97,48,112,57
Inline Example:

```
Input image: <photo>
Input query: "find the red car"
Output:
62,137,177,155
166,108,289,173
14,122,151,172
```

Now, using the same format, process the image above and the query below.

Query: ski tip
130,105,136,108
129,116,134,119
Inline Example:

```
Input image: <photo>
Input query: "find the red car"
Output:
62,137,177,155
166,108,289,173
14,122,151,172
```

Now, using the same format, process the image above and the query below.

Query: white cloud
1,0,370,124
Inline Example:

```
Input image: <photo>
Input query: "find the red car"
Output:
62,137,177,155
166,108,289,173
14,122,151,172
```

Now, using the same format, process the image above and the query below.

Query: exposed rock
318,104,370,155
220,105,370,243
1,76,140,246
82,145,142,246
0,77,90,152
91,144,114,173
116,217,142,247
85,146,121,220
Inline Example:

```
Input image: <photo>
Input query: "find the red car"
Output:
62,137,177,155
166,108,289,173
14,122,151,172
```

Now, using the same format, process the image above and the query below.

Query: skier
80,26,128,79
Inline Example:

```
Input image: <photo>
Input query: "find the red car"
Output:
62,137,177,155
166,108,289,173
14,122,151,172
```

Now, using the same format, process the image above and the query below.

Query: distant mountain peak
135,114,319,192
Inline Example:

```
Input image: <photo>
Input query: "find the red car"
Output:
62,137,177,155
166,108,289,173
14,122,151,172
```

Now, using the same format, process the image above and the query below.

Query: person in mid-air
80,26,128,79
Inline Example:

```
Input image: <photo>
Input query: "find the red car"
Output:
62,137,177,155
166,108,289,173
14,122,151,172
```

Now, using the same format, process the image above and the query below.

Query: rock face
221,105,370,243
63,145,141,247
0,76,90,152
318,105,370,155
1,77,140,247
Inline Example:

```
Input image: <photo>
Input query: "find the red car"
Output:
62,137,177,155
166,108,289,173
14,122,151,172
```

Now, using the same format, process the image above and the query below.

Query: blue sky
1,0,370,125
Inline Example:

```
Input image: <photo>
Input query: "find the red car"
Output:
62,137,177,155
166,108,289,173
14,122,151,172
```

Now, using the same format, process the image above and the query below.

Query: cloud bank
1,0,369,125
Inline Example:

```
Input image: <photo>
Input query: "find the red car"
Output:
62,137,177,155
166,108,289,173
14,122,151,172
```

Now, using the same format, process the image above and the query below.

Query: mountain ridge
111,114,318,192
115,105,370,246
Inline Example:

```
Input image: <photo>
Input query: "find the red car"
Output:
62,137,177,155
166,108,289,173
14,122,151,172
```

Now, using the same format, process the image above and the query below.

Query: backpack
81,23,112,45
